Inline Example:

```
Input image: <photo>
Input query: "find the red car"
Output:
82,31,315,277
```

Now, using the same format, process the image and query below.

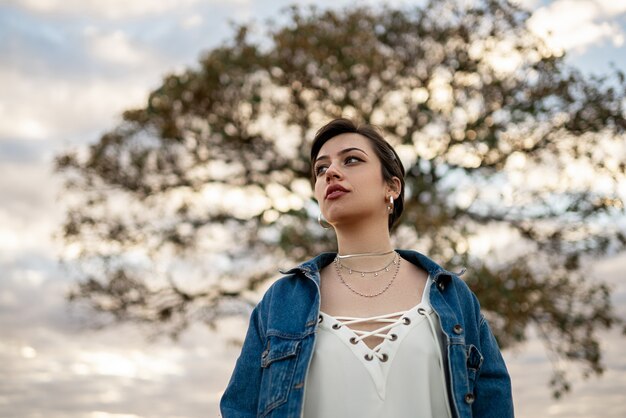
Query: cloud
0,9,85,78
0,258,246,417
510,0,541,11
0,12,166,143
0,67,151,142
528,0,626,54
84,28,162,67
0,161,63,254
180,14,204,29
0,5,245,143
595,1,626,16
8,0,206,19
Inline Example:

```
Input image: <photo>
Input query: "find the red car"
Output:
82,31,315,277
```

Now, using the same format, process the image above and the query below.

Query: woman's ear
386,176,401,199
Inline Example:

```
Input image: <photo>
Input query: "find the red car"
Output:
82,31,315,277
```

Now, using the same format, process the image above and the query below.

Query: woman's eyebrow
314,147,368,163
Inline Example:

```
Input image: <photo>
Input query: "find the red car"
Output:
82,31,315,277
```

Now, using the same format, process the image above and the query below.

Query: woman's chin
325,212,370,227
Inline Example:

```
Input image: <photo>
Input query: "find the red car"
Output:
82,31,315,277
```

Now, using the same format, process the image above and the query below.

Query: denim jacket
220,250,514,418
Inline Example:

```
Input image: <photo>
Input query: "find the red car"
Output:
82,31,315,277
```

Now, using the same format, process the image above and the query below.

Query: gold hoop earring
318,213,332,229
387,196,394,214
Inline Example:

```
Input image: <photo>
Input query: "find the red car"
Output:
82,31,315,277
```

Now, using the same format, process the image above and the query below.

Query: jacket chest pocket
258,335,301,417
465,344,484,392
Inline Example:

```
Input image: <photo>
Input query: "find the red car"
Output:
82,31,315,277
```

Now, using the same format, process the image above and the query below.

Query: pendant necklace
333,251,401,298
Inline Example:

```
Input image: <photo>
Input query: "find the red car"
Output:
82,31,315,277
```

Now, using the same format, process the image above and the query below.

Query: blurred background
2,0,626,417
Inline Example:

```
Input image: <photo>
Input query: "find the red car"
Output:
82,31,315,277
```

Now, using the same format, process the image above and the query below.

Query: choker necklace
336,249,395,260
333,252,401,298
336,252,399,277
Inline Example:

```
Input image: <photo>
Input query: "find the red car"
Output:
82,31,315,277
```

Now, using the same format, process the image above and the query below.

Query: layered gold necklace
333,251,401,298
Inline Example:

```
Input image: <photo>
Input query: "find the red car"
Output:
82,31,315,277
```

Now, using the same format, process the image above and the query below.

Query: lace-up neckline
311,283,445,402
302,275,454,417
319,309,413,361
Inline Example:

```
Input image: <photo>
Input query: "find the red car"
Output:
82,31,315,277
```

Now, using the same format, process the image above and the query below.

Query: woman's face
313,133,397,228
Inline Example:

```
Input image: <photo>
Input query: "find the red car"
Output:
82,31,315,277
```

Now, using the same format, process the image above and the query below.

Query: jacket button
453,324,463,334
437,282,445,291
464,393,475,404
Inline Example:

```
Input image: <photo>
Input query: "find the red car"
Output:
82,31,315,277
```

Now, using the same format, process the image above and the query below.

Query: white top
302,278,452,418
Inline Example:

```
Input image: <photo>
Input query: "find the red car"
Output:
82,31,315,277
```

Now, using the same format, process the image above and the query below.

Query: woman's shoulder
249,258,323,335
396,248,482,311
255,257,324,306
397,249,471,287
448,271,475,294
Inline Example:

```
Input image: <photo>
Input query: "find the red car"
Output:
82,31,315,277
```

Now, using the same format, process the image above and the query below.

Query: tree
55,0,626,397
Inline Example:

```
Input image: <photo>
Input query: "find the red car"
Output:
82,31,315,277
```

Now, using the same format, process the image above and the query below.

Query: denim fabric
220,250,514,418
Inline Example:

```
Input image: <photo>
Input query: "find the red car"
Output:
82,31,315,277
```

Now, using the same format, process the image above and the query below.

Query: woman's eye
314,157,361,176
315,165,328,176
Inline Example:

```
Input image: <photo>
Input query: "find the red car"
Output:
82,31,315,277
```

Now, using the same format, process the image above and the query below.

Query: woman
220,118,514,418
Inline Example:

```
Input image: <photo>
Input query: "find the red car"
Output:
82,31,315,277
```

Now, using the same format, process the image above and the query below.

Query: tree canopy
56,0,626,397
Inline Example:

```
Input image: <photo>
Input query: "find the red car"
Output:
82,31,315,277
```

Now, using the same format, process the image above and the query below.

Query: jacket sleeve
472,315,515,418
220,303,265,418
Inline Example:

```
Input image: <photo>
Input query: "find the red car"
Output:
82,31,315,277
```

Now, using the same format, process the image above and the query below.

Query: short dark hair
310,118,405,230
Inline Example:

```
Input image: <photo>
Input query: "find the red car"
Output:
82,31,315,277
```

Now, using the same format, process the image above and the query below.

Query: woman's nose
325,162,342,181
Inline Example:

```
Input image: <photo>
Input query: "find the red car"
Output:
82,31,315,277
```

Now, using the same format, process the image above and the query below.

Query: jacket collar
279,249,464,291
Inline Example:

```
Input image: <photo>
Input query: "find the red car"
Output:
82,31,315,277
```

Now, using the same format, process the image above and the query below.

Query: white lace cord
333,311,407,360
421,307,445,369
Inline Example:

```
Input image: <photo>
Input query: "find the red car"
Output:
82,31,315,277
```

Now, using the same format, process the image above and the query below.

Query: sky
1,0,626,417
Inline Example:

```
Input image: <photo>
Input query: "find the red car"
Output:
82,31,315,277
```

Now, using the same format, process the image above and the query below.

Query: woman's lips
326,190,348,200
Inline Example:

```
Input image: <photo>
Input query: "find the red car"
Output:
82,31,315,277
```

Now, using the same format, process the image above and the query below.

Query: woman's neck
334,218,394,257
